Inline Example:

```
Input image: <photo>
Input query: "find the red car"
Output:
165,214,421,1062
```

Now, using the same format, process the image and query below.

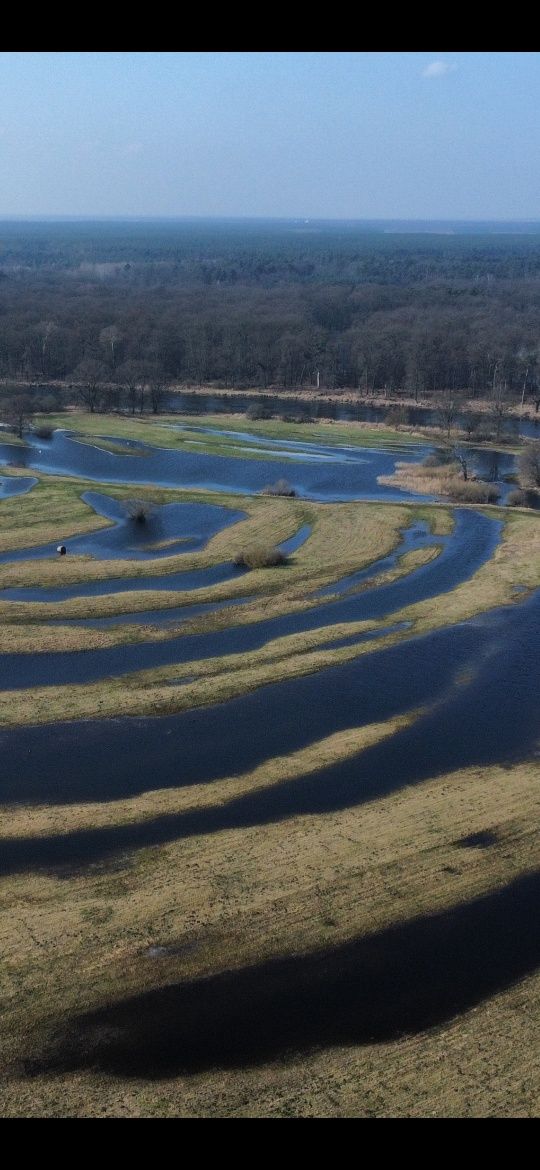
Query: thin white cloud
422,60,455,78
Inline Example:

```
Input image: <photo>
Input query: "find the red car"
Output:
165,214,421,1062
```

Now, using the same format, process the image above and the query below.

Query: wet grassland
0,415,539,1117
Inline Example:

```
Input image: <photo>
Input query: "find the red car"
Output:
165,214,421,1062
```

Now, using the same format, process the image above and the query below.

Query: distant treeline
1,221,540,403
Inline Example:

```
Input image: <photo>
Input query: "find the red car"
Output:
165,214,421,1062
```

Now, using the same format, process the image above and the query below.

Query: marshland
0,217,539,1118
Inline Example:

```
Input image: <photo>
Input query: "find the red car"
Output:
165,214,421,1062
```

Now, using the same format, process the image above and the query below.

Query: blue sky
0,52,538,218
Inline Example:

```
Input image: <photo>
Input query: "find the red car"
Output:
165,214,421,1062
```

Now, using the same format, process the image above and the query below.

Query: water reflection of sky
0,588,537,818
0,491,246,564
0,474,38,498
0,428,432,503
0,510,501,691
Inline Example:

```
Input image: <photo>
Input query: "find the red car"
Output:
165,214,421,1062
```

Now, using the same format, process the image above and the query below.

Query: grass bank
35,410,426,456
0,497,434,641
0,751,537,1116
379,459,502,503
0,507,535,727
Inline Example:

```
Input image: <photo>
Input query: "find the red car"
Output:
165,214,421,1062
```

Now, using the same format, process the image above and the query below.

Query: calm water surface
0,428,430,502
0,511,500,690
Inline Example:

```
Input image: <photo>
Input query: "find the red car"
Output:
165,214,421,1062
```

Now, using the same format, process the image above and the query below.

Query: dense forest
1,220,540,408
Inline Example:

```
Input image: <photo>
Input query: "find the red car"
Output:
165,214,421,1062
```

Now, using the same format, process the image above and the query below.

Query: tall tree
73,359,108,414
0,393,34,438
99,325,123,369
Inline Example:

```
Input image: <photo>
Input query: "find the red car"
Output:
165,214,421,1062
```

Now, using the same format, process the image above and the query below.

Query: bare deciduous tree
36,320,58,376
74,359,108,413
0,393,34,438
99,325,122,369
436,397,461,439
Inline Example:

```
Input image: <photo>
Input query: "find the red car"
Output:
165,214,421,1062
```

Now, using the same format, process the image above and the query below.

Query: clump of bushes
518,442,540,489
260,478,297,497
507,488,540,509
445,479,500,503
402,461,453,479
413,451,500,500
507,489,528,507
234,545,287,569
385,406,410,427
278,413,314,424
125,498,154,523
245,403,272,421
32,424,54,439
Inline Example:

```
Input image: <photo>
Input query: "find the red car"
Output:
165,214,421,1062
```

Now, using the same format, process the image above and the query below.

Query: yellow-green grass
0,475,113,554
159,410,425,449
0,751,538,1117
0,520,523,725
0,496,431,635
0,508,536,727
0,545,439,656
379,459,503,503
1,710,420,838
71,435,149,457
396,510,540,633
69,424,284,463
141,537,192,550
0,614,416,726
0,494,449,593
0,504,423,610
1,421,537,1118
35,409,426,454
0,473,303,569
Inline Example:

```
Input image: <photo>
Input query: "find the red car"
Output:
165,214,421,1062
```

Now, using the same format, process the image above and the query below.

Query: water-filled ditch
0,510,500,689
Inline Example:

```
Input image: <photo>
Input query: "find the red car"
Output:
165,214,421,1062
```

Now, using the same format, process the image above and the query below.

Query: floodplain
0,410,538,1118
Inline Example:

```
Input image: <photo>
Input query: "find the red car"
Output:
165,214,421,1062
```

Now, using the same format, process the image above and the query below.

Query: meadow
0,411,538,1117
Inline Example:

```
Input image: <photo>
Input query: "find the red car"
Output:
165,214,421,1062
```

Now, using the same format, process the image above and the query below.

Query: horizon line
1,214,540,224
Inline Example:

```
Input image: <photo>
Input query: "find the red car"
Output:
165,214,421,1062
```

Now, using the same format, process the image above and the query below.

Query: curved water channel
45,518,422,628
0,492,246,564
0,423,520,511
0,589,537,853
164,421,518,492
0,509,501,689
0,521,312,606
1,421,537,1070
0,427,431,502
0,517,412,614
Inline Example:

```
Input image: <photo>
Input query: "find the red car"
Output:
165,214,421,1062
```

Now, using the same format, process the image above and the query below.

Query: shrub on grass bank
518,442,540,490
403,461,455,479
385,406,410,427
125,498,154,523
278,413,314,424
245,404,272,421
507,488,540,509
234,545,287,569
260,478,297,497
32,424,54,439
445,478,500,503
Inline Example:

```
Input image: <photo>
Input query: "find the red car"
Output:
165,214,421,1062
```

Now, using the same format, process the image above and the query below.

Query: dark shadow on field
31,870,540,1079
0,593,538,876
1,585,538,815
